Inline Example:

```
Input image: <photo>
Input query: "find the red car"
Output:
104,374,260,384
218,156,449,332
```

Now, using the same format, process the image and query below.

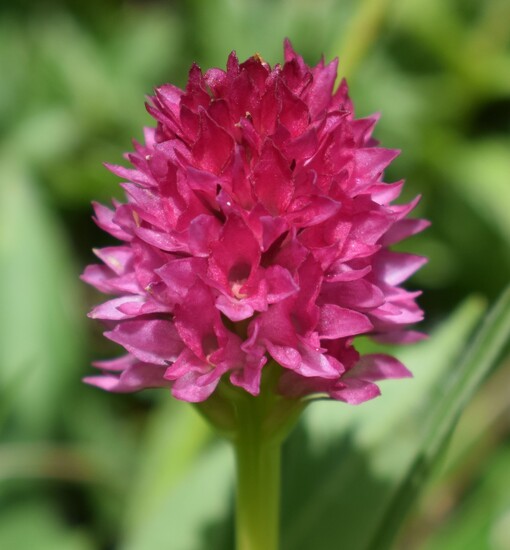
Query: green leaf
441,139,510,245
121,400,234,550
281,296,488,550
122,400,212,534
420,447,510,550
122,435,234,550
370,284,510,549
0,161,84,435
0,499,94,550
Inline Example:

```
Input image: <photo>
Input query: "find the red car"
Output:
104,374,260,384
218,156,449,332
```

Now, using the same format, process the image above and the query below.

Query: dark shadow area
281,421,393,550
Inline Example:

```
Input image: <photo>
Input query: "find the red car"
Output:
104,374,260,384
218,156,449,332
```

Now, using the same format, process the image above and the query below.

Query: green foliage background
1,0,509,548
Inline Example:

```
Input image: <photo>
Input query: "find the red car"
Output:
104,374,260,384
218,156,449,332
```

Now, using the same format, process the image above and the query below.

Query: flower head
83,41,428,405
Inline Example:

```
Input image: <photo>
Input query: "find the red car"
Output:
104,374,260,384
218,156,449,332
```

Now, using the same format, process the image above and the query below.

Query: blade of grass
282,297,485,550
369,284,510,550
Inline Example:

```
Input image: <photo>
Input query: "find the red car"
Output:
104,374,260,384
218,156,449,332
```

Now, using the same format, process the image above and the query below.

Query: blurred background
0,0,509,548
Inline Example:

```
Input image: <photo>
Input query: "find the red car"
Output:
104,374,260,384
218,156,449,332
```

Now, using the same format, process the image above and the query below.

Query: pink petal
350,148,400,192
92,202,131,241
171,370,221,402
324,262,372,282
374,251,428,286
215,295,255,321
348,354,412,381
192,108,234,174
252,140,294,215
85,363,170,392
381,218,430,246
134,226,189,253
89,296,145,321
318,304,373,339
81,264,140,294
105,319,183,365
104,163,154,186
329,378,381,404
92,355,135,372
265,265,299,303
320,279,385,310
156,257,206,301
93,246,133,275
285,195,340,227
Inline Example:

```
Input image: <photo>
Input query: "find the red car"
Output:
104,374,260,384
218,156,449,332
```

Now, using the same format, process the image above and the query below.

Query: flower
82,40,428,405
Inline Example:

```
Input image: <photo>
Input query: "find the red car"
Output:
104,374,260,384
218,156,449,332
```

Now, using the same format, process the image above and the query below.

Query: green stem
234,399,281,550
196,364,306,550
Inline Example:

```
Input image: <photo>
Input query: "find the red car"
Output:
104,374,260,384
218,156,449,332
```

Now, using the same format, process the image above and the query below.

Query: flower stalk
234,397,282,550
196,364,305,550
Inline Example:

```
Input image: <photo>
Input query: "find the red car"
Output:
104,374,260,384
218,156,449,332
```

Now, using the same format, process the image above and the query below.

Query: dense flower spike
83,41,428,404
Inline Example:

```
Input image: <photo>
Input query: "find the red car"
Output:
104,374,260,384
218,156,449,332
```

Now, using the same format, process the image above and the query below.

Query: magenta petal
324,262,372,282
89,296,145,320
265,342,301,370
84,363,170,392
156,258,206,301
329,378,381,404
104,163,154,186
348,354,412,381
297,342,340,378
318,304,373,339
192,108,234,174
93,246,132,275
278,81,310,135
374,251,428,286
320,279,385,310
166,349,225,402
207,216,261,293
252,140,294,214
229,351,265,396
92,355,135,372
351,115,379,146
117,299,173,317
266,340,338,379
171,371,220,402
92,202,131,241
369,181,404,205
307,57,339,119
105,319,183,365
265,265,298,303
134,226,188,253
81,264,140,294
381,218,431,246
215,295,255,321
351,148,400,191
188,215,222,256
285,195,340,227
89,296,172,321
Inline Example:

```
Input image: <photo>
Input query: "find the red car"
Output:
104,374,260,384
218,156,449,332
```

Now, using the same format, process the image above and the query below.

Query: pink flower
83,41,428,404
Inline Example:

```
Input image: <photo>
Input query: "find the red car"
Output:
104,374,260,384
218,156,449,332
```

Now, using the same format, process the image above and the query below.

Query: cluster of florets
83,41,427,404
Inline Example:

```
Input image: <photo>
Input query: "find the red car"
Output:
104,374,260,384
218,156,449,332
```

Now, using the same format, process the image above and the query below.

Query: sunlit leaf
0,161,84,435
122,436,234,550
441,139,510,245
122,399,214,539
281,296,487,550
371,284,510,549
